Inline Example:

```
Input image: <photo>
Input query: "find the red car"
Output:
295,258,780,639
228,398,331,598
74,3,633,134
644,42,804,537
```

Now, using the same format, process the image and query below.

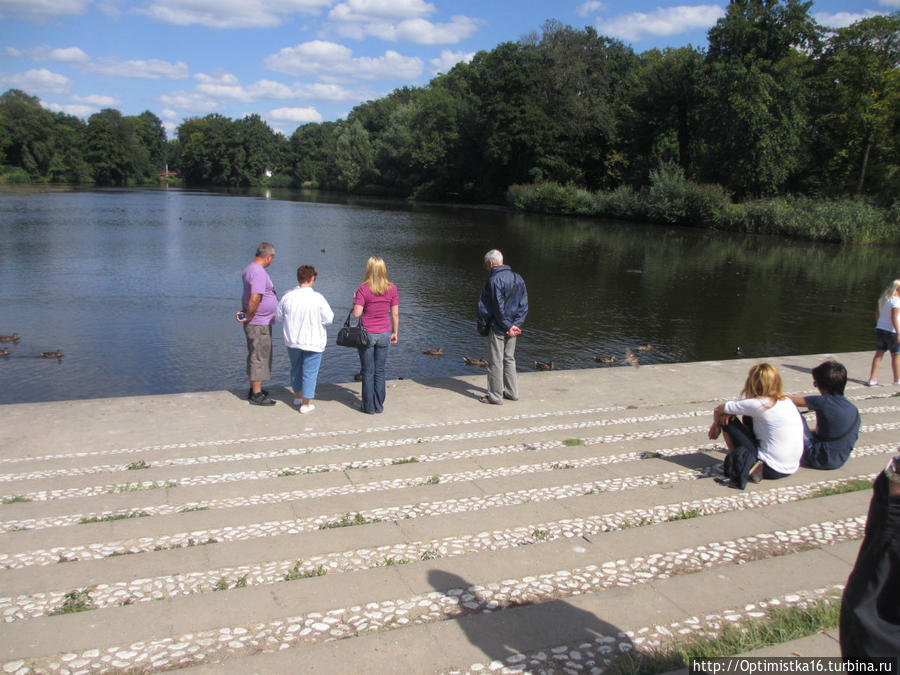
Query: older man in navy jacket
477,249,529,404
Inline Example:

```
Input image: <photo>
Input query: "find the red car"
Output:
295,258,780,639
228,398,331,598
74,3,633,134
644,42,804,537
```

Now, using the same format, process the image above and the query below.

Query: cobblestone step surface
0,351,894,673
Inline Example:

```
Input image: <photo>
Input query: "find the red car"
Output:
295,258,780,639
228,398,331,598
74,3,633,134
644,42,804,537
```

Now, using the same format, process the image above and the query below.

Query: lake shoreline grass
507,165,899,245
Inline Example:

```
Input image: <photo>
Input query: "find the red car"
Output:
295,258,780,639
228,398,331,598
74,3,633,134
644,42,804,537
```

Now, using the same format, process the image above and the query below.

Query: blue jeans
357,331,391,413
287,348,323,400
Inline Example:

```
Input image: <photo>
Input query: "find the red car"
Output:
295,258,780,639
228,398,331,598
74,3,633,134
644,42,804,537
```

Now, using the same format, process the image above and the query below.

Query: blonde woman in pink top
351,257,399,414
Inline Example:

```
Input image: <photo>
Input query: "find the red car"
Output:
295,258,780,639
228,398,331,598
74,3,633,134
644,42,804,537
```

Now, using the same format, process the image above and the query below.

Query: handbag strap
815,412,860,443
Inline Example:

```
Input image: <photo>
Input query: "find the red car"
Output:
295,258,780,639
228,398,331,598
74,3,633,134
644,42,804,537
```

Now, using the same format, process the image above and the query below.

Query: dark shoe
248,388,269,400
479,395,501,405
709,462,726,478
748,460,764,483
249,392,275,406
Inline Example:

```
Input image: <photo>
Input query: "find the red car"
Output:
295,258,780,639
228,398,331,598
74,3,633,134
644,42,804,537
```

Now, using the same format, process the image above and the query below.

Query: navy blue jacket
477,265,528,336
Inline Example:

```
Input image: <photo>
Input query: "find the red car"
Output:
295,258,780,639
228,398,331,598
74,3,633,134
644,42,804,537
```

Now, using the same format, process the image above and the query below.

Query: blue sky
1,0,895,138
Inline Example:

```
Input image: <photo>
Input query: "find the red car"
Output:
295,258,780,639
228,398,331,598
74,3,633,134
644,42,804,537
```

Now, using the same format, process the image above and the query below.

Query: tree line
1,1,898,211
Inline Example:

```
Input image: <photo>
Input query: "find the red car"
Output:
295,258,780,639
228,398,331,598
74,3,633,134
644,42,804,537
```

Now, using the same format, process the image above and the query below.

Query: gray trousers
486,330,518,404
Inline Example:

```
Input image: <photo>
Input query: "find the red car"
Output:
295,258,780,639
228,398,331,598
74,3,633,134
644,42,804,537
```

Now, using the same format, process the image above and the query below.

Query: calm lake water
0,186,893,404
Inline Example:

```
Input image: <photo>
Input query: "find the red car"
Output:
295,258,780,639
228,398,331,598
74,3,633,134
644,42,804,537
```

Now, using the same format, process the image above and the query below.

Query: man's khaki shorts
244,324,272,381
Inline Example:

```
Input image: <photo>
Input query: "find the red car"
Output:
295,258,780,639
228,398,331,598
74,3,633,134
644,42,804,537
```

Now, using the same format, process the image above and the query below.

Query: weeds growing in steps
49,589,95,615
604,598,840,675
284,563,327,581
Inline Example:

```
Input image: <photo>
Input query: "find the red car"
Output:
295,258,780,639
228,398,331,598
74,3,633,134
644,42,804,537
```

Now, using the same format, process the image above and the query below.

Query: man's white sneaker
299,404,315,414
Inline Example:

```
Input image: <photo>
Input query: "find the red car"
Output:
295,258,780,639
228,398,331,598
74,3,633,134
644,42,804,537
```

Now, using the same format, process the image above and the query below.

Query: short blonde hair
741,363,785,407
363,256,392,296
879,279,900,305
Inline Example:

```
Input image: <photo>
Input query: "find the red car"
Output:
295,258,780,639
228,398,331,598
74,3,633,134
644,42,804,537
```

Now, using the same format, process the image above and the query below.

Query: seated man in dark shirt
790,360,860,470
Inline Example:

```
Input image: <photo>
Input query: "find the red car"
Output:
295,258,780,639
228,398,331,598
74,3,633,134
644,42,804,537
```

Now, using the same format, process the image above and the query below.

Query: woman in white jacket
276,265,333,414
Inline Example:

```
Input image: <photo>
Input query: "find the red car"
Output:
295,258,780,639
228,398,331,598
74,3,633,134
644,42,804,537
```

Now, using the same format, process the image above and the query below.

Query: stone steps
0,352,895,673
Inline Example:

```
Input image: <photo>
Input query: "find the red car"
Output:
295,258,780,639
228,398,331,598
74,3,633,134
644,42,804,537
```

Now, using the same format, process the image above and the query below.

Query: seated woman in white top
708,362,804,487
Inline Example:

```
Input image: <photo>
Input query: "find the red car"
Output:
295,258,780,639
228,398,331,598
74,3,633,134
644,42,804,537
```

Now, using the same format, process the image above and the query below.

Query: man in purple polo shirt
237,242,278,406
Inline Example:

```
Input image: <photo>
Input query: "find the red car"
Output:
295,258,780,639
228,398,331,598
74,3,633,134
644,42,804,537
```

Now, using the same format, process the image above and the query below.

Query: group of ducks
596,344,653,368
0,334,64,360
420,343,655,372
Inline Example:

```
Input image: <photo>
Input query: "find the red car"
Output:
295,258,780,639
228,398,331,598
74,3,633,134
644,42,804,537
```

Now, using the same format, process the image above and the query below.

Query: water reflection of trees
492,214,897,365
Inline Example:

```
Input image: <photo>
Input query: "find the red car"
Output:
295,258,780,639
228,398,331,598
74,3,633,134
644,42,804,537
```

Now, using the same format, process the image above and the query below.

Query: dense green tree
372,100,419,196
178,114,231,185
85,109,139,186
459,43,561,199
810,14,900,201
0,89,57,178
334,119,377,191
234,114,279,184
48,114,89,183
625,47,705,184
290,121,340,188
533,22,638,189
389,74,479,199
701,0,822,197
350,88,416,136
130,111,167,179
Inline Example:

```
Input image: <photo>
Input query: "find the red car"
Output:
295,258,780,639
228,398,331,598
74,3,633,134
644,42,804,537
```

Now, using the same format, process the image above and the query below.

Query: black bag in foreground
839,460,900,658
336,310,370,348
723,445,758,489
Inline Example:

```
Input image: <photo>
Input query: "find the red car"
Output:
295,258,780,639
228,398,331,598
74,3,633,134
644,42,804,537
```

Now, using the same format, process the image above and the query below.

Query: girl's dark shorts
875,329,900,354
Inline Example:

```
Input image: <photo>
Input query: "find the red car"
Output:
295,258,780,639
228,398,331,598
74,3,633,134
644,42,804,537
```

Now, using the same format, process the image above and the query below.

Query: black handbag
840,467,900,657
336,310,370,348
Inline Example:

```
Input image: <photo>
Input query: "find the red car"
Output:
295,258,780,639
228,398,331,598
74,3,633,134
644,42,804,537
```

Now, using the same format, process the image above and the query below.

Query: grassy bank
507,164,900,244
607,597,841,674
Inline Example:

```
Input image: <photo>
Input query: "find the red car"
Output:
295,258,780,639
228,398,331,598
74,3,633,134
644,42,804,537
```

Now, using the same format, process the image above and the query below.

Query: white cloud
268,106,323,123
814,10,882,28
48,46,90,62
329,0,435,22
43,101,97,117
429,48,473,75
159,72,366,116
194,72,295,101
353,50,422,79
595,4,725,42
158,90,219,112
2,68,70,93
263,40,423,80
90,58,189,79
577,1,604,18
73,93,119,106
328,0,479,44
294,82,371,101
878,0,900,7
4,45,89,62
0,0,92,20
353,15,480,44
138,0,332,28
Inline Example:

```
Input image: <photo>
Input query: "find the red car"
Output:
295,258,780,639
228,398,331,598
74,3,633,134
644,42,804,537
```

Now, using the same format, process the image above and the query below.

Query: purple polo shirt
242,262,277,326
